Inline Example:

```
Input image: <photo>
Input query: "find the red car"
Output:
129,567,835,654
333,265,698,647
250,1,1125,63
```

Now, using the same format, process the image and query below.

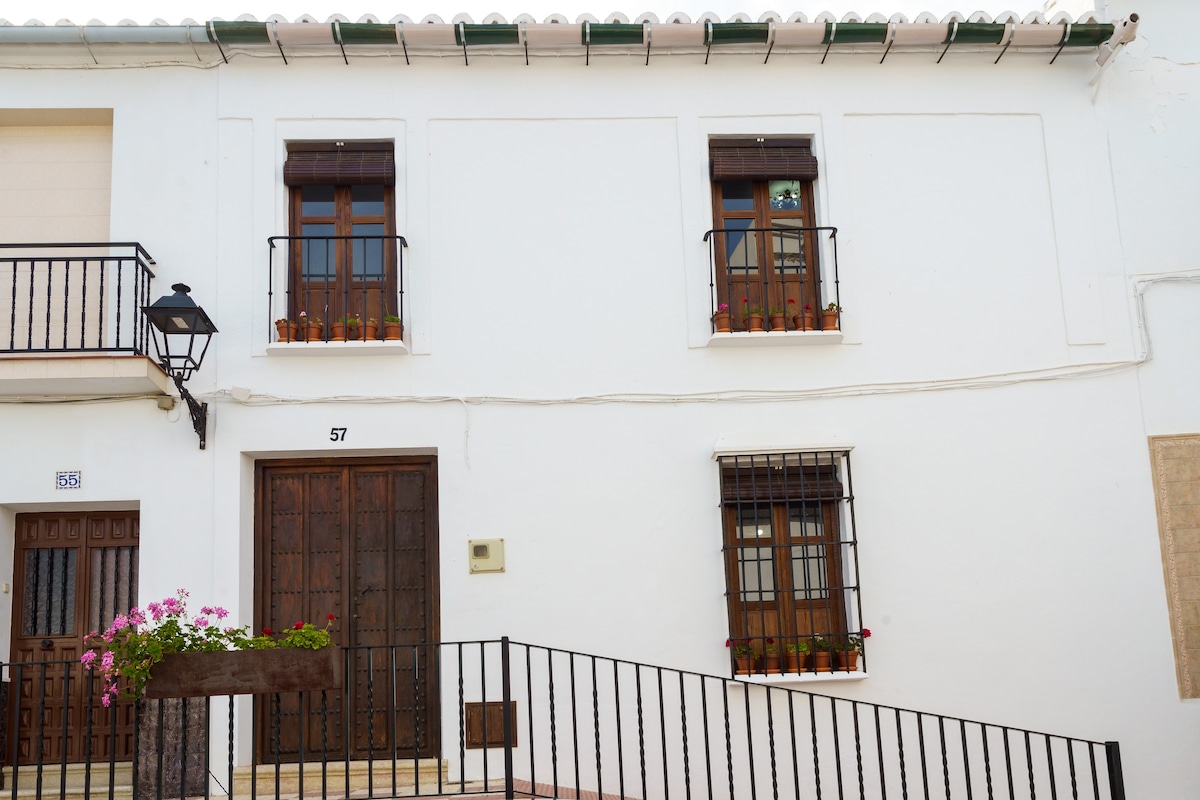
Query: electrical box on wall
468,538,505,573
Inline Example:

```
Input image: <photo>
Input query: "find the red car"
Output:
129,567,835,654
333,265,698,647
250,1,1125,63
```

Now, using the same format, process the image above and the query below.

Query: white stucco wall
0,6,1197,795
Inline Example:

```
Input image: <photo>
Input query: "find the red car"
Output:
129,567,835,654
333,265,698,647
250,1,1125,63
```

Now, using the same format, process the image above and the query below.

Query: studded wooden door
8,511,139,764
255,457,439,761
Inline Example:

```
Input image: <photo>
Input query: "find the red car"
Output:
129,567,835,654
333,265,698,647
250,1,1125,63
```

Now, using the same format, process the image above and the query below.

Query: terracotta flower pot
768,313,787,332
361,322,379,341
811,651,832,672
383,321,403,340
821,311,840,331
712,311,732,333
743,313,765,332
784,651,806,673
836,650,860,672
763,652,782,674
734,655,755,675
275,321,299,342
305,322,324,342
331,323,359,341
793,312,815,331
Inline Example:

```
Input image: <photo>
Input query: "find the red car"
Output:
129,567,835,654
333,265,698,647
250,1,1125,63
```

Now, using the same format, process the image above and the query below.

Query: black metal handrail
0,242,155,354
703,226,839,333
267,235,407,343
2,640,1124,800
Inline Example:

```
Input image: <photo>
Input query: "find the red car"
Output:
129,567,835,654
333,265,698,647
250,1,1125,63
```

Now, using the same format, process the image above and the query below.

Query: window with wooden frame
719,451,863,675
709,139,824,331
284,142,399,328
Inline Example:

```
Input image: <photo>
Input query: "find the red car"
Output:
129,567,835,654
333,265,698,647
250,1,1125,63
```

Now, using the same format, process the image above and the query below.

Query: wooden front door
255,457,439,761
9,511,139,764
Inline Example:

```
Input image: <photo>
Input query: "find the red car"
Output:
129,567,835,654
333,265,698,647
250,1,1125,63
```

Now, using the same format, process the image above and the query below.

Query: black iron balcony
0,243,155,354
267,235,406,344
704,226,839,333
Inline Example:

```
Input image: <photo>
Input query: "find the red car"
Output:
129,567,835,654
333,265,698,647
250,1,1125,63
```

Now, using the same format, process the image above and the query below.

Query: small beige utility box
468,538,505,573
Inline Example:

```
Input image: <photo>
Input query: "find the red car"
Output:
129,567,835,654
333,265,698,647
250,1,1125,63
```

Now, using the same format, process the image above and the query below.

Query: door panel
9,512,139,764
257,458,439,761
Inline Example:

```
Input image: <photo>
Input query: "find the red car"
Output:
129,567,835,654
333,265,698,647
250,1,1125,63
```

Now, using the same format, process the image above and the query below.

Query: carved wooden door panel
9,512,138,764
256,457,439,761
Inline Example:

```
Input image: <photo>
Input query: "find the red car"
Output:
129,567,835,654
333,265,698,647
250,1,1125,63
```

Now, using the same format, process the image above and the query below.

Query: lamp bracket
173,375,208,450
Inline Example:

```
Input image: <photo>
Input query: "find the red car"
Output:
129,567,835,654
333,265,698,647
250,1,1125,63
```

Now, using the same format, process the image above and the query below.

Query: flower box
144,647,341,699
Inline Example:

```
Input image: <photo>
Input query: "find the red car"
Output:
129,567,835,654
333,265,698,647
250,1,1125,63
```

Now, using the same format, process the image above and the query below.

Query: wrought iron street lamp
143,283,218,449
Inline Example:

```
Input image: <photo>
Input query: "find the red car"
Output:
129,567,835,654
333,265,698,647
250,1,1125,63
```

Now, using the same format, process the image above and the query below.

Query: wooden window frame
709,138,822,330
718,452,860,668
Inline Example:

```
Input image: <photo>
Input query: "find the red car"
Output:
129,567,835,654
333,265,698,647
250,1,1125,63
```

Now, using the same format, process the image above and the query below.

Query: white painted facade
0,0,1196,795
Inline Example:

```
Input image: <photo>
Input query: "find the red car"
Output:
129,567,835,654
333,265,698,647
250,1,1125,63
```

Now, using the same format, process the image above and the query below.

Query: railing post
501,636,515,800
1104,742,1126,800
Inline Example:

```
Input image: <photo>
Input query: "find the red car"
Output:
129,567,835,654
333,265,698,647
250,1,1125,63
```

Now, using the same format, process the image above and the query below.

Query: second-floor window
284,142,398,326
709,139,822,330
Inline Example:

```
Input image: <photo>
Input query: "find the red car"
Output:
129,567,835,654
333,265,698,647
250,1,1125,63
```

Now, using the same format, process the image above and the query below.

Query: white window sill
729,672,868,687
707,331,843,347
266,340,410,357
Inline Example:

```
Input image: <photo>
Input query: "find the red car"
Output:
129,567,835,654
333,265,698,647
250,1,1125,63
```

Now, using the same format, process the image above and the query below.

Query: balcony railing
0,243,155,354
267,235,406,343
704,226,839,333
2,639,1125,800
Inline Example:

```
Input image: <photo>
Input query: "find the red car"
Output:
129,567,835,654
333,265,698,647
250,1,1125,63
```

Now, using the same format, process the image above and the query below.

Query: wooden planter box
145,647,342,699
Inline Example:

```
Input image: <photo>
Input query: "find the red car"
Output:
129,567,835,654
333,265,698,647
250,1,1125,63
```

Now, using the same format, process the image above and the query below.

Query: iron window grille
719,450,863,674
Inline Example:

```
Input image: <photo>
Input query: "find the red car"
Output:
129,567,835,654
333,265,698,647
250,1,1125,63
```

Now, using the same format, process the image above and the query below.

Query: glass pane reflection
769,180,803,210
723,219,758,272
301,185,335,217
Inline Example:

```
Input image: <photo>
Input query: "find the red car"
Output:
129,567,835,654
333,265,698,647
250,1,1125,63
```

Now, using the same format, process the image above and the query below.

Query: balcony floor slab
0,354,172,397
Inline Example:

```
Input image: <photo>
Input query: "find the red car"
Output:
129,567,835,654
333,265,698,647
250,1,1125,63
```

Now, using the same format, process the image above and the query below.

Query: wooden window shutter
284,145,396,186
709,139,818,181
719,463,843,503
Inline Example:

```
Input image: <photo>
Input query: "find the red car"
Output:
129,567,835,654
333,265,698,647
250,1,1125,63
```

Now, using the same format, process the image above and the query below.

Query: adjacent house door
8,511,139,764
255,457,439,761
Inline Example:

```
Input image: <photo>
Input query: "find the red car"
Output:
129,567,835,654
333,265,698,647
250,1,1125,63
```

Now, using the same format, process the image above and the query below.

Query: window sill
730,672,868,686
266,340,410,357
707,331,843,347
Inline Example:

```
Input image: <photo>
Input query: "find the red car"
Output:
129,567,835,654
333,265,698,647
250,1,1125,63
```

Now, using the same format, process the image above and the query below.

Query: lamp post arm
173,374,209,450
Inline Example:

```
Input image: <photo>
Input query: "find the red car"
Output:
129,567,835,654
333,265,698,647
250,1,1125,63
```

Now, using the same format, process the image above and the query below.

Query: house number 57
330,428,347,442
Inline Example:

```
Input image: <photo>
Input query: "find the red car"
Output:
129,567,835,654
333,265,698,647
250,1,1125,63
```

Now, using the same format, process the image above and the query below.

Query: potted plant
362,317,379,341
821,302,841,331
784,640,809,673
762,638,781,673
383,313,404,340
331,314,360,341
767,307,788,332
300,311,323,342
80,589,339,700
274,318,299,342
793,301,815,331
81,590,339,800
740,298,765,332
726,638,757,675
712,303,731,333
810,635,833,672
833,628,871,672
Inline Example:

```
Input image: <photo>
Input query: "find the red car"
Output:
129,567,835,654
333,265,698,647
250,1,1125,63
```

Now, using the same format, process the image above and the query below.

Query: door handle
40,639,53,650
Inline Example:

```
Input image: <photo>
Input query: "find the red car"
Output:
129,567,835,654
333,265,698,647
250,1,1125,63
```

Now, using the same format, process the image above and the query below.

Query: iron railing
0,243,155,354
266,235,406,344
2,640,1125,800
704,226,839,332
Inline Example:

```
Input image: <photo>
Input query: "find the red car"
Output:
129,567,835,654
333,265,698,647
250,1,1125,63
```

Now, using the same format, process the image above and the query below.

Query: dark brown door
9,511,139,764
255,457,439,761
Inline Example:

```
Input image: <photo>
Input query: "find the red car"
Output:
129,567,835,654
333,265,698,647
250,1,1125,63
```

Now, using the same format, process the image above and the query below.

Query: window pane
737,508,774,603
301,224,335,281
770,220,806,274
351,185,385,216
351,223,386,280
788,504,822,538
22,548,76,636
301,185,335,217
792,545,829,600
722,219,758,272
768,180,804,210
721,181,755,211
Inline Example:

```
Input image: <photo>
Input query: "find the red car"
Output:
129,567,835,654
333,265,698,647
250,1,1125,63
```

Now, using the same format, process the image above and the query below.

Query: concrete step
3,762,133,792
230,759,447,796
